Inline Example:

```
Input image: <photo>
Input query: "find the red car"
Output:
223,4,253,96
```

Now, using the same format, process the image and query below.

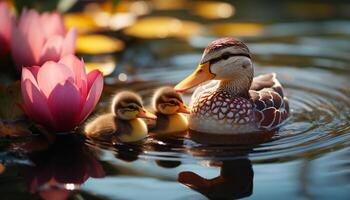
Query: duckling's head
175,37,253,92
153,86,190,115
112,91,156,120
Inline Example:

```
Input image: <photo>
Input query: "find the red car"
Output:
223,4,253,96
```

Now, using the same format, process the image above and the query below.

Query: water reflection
24,134,105,200
178,158,253,199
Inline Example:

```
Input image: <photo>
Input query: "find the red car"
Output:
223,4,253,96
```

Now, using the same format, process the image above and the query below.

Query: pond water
1,1,350,199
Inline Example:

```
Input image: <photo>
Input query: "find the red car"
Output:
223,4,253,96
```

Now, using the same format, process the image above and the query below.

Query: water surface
1,1,350,199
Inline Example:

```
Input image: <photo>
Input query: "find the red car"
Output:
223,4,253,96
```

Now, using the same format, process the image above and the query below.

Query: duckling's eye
221,53,231,60
127,105,136,110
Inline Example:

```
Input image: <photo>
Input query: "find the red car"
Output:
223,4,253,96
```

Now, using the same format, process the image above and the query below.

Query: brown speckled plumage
204,37,250,56
188,38,289,133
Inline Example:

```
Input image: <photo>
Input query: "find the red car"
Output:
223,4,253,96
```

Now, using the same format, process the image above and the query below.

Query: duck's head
153,86,190,115
112,91,157,120
175,37,253,92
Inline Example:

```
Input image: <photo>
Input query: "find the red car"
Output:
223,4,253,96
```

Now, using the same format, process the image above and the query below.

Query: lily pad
0,82,24,121
77,34,124,54
124,17,203,39
85,61,116,76
191,1,235,19
64,13,100,34
209,23,264,37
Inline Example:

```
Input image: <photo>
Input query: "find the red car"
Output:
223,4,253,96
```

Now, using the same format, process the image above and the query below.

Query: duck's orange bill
174,62,215,93
137,108,157,120
178,103,191,114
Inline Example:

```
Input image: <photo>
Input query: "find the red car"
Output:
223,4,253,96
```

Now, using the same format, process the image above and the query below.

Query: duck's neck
217,77,252,98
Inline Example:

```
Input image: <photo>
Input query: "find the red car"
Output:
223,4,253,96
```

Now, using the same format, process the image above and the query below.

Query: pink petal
18,9,45,64
37,61,74,98
18,9,40,35
0,2,13,57
48,80,82,131
39,35,64,65
58,54,87,99
26,66,41,79
22,67,39,88
40,12,65,38
86,70,102,90
78,72,103,122
61,28,77,56
11,25,36,68
21,79,55,129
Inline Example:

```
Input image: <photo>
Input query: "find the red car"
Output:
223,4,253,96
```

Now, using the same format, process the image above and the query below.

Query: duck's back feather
249,73,289,129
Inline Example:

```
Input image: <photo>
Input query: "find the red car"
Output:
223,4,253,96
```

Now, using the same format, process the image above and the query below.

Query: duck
84,91,157,142
174,37,289,134
148,86,190,134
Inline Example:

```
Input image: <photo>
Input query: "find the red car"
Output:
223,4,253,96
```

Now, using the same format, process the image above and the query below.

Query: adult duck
175,37,289,134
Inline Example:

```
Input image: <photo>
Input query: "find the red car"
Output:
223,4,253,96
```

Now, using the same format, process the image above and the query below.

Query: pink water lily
21,54,103,132
11,9,76,70
0,2,14,58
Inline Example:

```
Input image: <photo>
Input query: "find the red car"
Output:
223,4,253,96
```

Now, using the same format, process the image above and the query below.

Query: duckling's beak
178,103,191,114
175,62,215,93
137,108,157,120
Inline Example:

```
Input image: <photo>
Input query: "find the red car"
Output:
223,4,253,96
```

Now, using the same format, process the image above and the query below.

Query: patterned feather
249,73,289,129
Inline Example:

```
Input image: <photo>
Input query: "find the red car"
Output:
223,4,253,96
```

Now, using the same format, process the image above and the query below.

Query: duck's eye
222,53,230,60
168,100,176,105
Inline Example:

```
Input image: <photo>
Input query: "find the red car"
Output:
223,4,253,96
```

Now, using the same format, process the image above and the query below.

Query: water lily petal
37,61,74,98
26,66,41,79
11,25,36,68
40,12,65,38
61,28,77,56
86,70,101,90
17,9,45,64
21,79,54,129
79,71,103,122
22,67,39,88
48,80,82,131
39,36,64,65
0,2,13,57
58,54,87,99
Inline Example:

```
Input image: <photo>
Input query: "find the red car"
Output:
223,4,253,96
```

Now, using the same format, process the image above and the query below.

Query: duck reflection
178,158,253,199
114,143,143,162
26,134,105,200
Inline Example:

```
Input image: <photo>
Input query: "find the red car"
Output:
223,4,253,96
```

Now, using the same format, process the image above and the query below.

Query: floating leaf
64,13,100,34
0,120,31,137
0,164,4,174
77,34,124,54
209,23,264,37
124,17,202,39
0,82,24,121
85,61,116,76
192,1,235,19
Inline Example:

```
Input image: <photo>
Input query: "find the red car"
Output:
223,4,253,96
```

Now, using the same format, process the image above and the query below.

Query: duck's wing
84,113,117,139
249,73,289,129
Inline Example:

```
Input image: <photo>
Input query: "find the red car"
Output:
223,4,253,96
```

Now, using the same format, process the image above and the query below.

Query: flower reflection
178,159,253,199
26,134,105,200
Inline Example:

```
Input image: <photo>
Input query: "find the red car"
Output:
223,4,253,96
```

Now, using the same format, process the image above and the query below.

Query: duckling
84,91,157,142
149,86,190,134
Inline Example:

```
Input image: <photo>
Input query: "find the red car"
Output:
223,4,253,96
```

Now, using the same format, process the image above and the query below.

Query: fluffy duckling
149,86,190,134
85,91,157,142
